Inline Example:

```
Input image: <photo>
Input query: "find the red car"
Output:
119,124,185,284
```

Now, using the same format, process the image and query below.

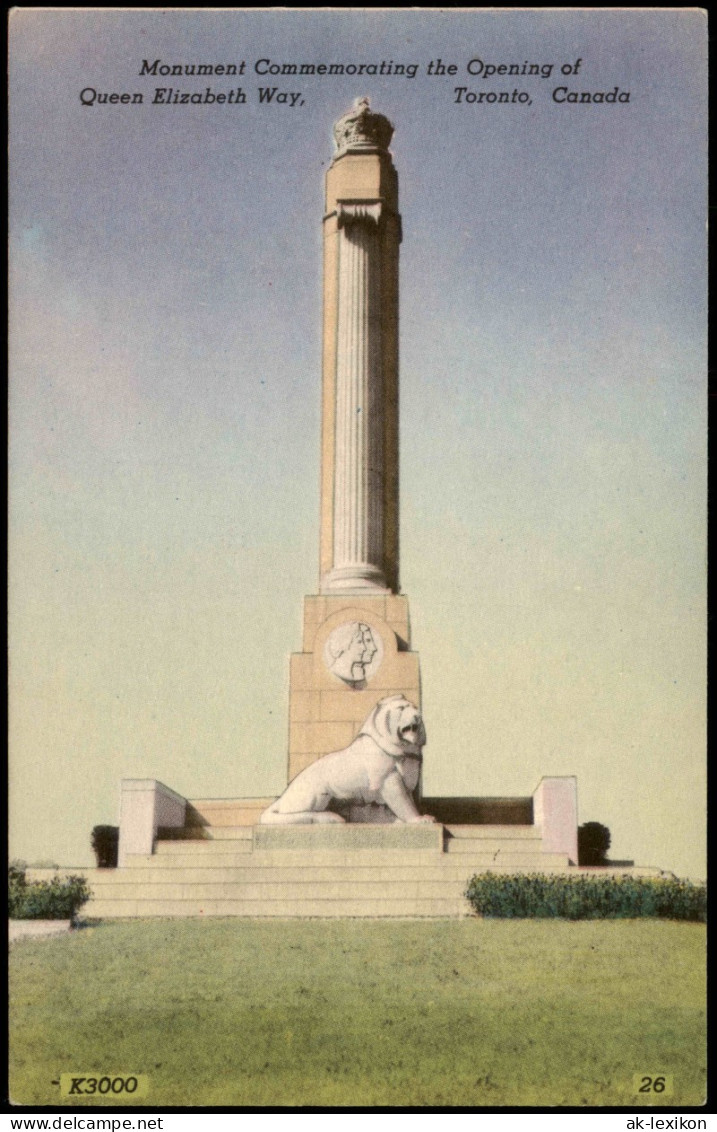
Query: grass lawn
9,918,706,1108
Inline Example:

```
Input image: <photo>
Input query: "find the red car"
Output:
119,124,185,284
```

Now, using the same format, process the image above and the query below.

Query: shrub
465,872,706,922
8,865,91,921
578,822,611,865
91,825,119,868
8,863,27,917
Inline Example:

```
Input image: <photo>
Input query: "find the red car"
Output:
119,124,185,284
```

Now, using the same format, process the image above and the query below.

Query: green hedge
465,872,706,921
9,865,91,921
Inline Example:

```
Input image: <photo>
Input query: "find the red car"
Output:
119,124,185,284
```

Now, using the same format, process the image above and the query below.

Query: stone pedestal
253,822,441,853
287,593,420,783
118,779,186,867
533,776,578,864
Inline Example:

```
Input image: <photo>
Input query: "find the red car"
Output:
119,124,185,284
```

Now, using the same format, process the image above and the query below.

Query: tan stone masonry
287,594,419,781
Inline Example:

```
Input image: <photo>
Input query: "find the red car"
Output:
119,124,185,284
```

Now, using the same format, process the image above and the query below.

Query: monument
35,98,664,918
283,97,426,818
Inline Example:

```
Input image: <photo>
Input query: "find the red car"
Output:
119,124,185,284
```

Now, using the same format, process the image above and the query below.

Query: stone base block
118,779,186,866
533,776,578,864
287,593,421,783
252,822,442,853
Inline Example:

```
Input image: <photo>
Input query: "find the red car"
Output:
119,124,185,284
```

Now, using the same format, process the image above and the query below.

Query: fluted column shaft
328,216,385,590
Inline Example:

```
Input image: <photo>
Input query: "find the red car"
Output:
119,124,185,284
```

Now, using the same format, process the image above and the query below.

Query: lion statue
260,695,436,825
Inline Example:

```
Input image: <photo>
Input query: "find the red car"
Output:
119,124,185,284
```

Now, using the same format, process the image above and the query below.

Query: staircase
28,818,664,919
56,823,581,919
25,776,665,919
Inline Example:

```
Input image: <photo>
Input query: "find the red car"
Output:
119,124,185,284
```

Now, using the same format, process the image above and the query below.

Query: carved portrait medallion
323,621,383,688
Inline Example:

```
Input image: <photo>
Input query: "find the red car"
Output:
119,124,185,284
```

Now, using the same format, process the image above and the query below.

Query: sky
9,9,707,878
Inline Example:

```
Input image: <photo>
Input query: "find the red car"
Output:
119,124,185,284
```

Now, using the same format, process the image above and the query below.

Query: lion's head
358,694,426,758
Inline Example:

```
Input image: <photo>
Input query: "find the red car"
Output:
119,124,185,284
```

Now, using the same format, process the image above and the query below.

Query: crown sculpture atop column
333,96,394,155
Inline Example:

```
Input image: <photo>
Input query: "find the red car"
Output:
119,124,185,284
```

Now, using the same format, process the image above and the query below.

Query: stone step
444,846,570,866
575,865,665,878
444,825,540,839
85,863,667,918
79,863,536,886
142,849,449,866
154,839,253,855
30,862,661,899
132,850,444,868
86,896,471,919
207,827,255,840
86,879,475,902
252,823,444,853
444,851,568,869
203,823,542,841
133,849,569,870
445,838,547,855
82,869,570,905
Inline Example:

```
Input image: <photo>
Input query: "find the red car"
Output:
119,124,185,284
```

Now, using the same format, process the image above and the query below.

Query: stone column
331,207,384,590
320,98,401,595
286,100,419,787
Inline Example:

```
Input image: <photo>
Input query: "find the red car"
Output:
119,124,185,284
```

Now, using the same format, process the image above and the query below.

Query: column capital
336,201,383,228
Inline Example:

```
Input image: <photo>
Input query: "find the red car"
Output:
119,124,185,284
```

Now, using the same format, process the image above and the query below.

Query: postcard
8,8,707,1111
